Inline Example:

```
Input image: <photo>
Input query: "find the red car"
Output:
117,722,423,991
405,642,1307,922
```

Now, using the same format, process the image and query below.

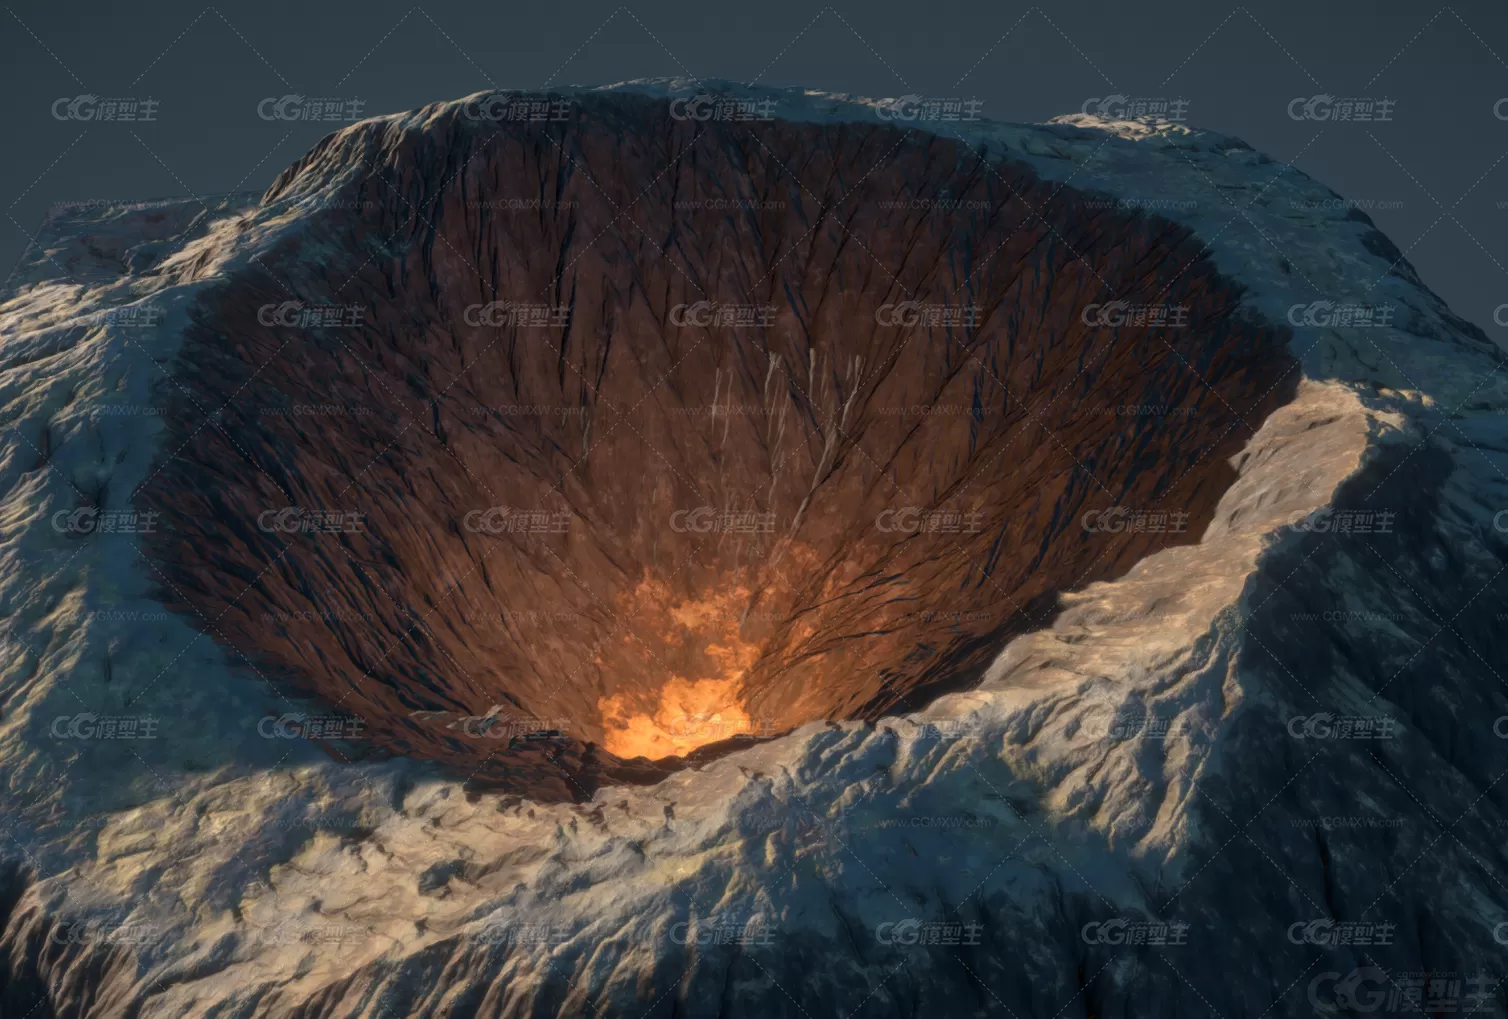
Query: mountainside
0,79,1505,1017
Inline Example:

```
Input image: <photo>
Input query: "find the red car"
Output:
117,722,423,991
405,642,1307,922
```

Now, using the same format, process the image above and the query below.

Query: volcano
137,89,1291,797
2,81,1505,1019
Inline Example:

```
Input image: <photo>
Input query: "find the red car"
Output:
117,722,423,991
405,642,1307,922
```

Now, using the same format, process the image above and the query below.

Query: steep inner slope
137,93,1295,793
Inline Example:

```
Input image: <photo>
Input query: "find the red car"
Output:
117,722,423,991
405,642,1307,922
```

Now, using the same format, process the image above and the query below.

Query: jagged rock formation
0,80,1505,1017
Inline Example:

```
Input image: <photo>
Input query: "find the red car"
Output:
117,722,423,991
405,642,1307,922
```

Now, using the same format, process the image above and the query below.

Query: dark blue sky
5,0,1508,340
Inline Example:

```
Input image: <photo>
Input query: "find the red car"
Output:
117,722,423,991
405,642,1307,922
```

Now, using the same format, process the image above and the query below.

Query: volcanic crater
139,91,1296,799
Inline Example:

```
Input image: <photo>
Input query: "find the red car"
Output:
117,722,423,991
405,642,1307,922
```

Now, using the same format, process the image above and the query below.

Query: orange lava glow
600,676,755,759
598,578,761,759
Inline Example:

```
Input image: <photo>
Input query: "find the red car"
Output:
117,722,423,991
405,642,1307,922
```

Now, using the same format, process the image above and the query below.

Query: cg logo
1081,507,1131,533
459,715,508,739
875,508,923,533
1081,94,1132,117
669,921,717,945
463,507,512,534
1288,713,1338,739
257,95,313,121
257,301,307,327
875,302,924,326
51,95,104,121
668,301,716,327
51,506,100,535
1286,507,1335,533
1288,919,1339,945
1288,301,1339,327
461,95,523,121
250,921,310,945
1288,94,1338,121
1307,968,1389,1013
1080,301,1133,327
667,95,722,121
1077,712,1144,740
875,919,924,945
51,714,100,739
1080,919,1136,944
257,713,309,739
874,94,926,121
50,922,139,945
475,923,515,944
462,302,511,327
669,507,717,533
257,507,305,533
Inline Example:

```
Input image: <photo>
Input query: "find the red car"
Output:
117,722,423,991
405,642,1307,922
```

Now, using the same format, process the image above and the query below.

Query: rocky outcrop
0,80,1504,1017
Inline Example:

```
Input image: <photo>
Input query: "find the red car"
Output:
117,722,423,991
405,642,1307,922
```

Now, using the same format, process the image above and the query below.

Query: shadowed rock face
140,92,1295,796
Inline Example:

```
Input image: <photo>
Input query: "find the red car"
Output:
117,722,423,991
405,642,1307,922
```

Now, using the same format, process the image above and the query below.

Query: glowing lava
598,578,761,758
599,676,755,759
